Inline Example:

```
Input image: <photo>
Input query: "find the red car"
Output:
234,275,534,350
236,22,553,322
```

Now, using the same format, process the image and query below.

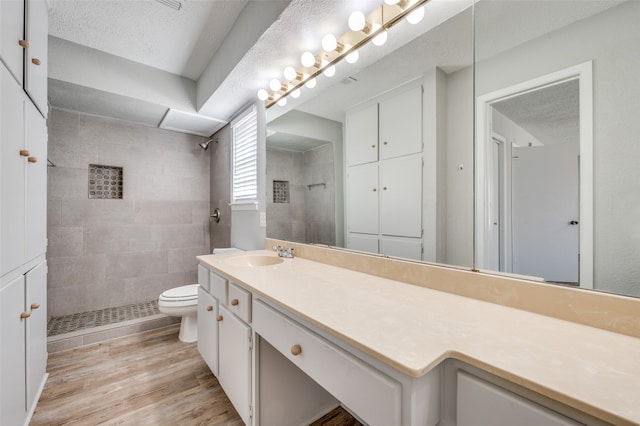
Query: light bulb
345,49,359,64
384,0,400,4
301,51,316,68
348,11,366,32
372,28,388,46
323,65,336,77
305,78,317,89
257,89,269,101
277,97,287,107
283,66,297,81
269,79,282,91
322,34,338,52
291,88,301,98
407,6,425,24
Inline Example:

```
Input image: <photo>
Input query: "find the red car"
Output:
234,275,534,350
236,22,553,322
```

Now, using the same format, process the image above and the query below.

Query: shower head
199,139,217,150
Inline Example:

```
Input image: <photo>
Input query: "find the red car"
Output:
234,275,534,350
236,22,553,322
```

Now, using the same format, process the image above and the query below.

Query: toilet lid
160,284,199,301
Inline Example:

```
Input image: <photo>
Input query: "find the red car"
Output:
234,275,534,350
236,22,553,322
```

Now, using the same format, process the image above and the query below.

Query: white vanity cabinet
346,162,379,235
0,0,25,84
378,85,422,161
24,0,48,117
197,287,219,376
346,103,379,167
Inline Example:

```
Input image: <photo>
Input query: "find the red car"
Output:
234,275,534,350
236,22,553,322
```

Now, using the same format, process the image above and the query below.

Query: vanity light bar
262,0,431,108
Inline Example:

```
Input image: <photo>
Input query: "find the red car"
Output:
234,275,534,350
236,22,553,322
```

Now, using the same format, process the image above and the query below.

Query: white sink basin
224,255,284,267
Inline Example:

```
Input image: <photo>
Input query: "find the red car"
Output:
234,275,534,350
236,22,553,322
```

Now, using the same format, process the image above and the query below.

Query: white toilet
158,284,199,343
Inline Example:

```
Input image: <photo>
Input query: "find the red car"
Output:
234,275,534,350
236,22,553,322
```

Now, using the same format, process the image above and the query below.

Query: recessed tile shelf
273,180,289,203
88,164,123,199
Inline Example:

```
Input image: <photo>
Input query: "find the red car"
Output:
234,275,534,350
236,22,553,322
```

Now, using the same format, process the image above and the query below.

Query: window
231,105,258,203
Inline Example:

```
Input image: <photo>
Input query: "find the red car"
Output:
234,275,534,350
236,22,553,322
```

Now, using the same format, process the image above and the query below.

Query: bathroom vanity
197,247,640,426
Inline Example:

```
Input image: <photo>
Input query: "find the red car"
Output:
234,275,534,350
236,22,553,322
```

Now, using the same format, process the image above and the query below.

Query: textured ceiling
493,79,579,146
48,0,248,80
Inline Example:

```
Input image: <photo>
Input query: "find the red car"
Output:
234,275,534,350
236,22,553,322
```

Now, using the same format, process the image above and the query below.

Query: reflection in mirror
266,0,475,269
475,0,640,297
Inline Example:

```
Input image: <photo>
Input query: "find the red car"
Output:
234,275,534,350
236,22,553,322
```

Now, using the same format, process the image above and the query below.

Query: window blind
231,106,258,203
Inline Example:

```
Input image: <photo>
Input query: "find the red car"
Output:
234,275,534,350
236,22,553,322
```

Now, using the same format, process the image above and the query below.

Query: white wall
475,1,640,296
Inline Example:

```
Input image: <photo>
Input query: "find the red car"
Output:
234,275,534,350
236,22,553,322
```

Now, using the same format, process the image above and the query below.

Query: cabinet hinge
249,403,253,419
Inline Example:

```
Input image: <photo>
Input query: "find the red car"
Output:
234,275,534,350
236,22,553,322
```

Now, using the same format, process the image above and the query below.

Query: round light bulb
269,79,282,91
290,88,301,98
283,66,297,81
407,6,425,24
345,49,359,64
372,28,388,47
301,51,316,68
323,65,336,77
348,11,366,32
322,34,338,52
305,78,317,89
384,0,400,4
277,97,287,107
257,89,269,101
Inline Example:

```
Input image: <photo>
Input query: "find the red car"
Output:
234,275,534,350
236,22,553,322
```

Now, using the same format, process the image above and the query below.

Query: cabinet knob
31,303,40,310
216,315,223,322
372,188,377,192
384,141,388,145
20,311,31,319
206,305,213,312
290,344,302,356
18,39,29,48
383,186,388,191
31,58,41,66
231,298,239,306
20,149,30,157
28,157,38,163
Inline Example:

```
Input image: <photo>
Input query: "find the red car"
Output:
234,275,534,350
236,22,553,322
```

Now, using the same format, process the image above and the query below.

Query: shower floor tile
47,300,160,337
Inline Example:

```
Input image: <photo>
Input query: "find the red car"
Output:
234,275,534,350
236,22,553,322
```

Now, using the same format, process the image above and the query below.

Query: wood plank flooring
32,324,361,426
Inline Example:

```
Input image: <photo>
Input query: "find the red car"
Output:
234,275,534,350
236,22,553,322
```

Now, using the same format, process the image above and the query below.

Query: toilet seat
159,284,199,306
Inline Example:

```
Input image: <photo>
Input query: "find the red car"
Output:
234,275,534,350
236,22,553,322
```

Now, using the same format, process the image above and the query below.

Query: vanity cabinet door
380,236,422,261
346,103,378,166
197,288,219,376
218,305,251,425
379,155,422,238
25,100,47,262
347,163,379,235
24,0,48,117
0,0,25,85
379,84,422,160
347,233,379,253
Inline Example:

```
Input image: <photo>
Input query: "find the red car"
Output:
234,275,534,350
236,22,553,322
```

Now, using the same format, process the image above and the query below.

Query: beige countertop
198,250,640,425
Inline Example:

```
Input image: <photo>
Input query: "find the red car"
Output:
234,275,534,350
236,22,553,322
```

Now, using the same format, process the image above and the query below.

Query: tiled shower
46,109,212,349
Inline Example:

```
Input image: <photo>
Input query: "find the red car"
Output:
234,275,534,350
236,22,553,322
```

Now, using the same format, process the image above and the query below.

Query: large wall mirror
264,0,640,299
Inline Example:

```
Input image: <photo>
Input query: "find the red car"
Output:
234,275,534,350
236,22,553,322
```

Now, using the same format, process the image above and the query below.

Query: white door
380,156,422,238
26,261,47,409
0,0,25,85
379,85,422,160
218,305,251,425
25,100,48,262
1,64,26,276
346,104,378,166
24,0,49,117
512,143,579,283
347,163,379,235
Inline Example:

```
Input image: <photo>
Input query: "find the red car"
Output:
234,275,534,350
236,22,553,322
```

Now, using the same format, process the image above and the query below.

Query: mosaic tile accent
273,180,289,203
88,164,123,199
47,300,159,337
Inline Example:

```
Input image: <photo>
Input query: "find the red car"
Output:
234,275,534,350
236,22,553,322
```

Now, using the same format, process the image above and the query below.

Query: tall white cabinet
345,82,424,260
0,0,49,424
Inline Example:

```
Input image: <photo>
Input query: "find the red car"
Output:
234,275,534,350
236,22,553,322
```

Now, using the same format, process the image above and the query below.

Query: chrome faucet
272,245,295,258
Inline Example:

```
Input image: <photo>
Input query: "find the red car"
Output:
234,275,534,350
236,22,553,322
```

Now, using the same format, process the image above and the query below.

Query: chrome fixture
199,138,217,150
272,245,295,258
210,208,221,223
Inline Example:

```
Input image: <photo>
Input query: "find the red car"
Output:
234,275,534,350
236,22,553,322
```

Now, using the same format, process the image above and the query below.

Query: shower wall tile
134,200,192,225
47,109,211,317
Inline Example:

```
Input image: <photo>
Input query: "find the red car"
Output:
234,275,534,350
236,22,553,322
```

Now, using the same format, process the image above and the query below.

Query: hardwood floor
32,324,361,426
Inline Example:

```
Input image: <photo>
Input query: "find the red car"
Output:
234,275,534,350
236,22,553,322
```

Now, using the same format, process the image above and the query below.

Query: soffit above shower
159,109,227,137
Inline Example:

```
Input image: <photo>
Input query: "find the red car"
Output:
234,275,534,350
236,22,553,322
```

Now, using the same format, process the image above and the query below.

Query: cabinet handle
28,157,38,163
206,306,213,312
373,188,377,192
384,141,388,145
20,311,31,319
371,144,376,148
20,149,30,157
31,303,40,310
19,39,29,48
290,344,302,356
32,58,41,66
383,186,388,191
231,299,239,306
216,315,223,322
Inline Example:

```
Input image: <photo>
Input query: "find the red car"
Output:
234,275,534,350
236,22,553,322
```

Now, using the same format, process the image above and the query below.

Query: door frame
475,61,593,289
